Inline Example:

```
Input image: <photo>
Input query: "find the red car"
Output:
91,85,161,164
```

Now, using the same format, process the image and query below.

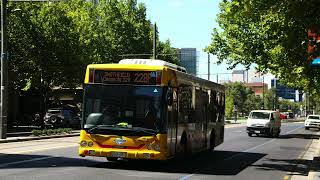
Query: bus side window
210,90,217,122
178,84,192,123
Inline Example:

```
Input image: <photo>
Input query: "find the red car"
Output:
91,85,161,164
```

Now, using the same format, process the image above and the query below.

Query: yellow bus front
79,64,174,160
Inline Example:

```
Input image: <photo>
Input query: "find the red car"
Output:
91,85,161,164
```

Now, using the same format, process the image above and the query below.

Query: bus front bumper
79,148,167,160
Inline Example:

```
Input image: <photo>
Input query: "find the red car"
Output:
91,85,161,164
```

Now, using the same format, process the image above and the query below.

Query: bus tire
210,131,215,151
180,132,188,157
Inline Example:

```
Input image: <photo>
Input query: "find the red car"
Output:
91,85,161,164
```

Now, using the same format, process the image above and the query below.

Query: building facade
271,79,303,102
176,48,198,75
246,82,268,97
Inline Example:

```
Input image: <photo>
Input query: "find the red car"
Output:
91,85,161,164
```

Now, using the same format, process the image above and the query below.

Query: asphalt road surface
0,122,318,180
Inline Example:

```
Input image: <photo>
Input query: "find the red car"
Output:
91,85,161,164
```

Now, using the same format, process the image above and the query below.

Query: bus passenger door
167,88,178,157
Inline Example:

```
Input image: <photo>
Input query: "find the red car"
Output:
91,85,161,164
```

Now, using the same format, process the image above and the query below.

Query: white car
247,110,281,137
304,115,320,130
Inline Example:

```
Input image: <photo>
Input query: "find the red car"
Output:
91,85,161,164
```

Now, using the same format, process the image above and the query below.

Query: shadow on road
0,150,266,176
251,158,316,176
279,133,320,139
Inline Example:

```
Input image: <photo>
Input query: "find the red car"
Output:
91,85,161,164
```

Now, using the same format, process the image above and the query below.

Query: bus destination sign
94,70,158,85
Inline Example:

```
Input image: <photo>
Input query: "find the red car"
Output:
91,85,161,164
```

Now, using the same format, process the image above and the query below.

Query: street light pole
0,0,8,139
207,53,210,81
262,74,265,109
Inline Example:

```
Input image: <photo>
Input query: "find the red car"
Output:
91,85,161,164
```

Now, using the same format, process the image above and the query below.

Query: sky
137,0,274,85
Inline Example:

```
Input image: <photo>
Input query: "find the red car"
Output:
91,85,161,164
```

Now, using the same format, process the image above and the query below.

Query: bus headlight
88,141,94,147
80,140,87,147
153,144,160,151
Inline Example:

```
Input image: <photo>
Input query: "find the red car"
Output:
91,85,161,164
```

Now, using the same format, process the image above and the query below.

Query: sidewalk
306,137,320,180
288,132,320,180
0,130,80,143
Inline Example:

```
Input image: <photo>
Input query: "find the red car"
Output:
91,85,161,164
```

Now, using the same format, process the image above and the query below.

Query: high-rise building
176,48,198,75
271,79,303,102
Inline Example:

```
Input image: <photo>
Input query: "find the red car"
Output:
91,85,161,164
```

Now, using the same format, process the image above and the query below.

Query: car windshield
249,112,270,120
83,85,164,133
308,116,320,120
47,110,61,114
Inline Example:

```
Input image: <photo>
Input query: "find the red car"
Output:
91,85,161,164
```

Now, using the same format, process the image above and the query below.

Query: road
0,122,318,180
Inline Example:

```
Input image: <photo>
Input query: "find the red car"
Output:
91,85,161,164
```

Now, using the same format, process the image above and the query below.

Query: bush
32,128,73,136
32,130,42,136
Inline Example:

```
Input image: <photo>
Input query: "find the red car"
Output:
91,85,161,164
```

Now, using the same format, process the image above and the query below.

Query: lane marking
178,125,303,180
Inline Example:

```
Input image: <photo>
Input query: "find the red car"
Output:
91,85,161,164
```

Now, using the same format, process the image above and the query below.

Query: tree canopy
207,0,320,91
7,0,178,95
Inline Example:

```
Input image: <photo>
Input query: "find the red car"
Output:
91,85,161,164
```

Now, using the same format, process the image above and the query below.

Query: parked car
246,110,281,137
44,107,80,128
304,115,320,130
283,112,294,119
280,113,287,120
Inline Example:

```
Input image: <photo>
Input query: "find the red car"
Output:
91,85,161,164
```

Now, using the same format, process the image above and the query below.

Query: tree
206,0,320,92
225,82,256,117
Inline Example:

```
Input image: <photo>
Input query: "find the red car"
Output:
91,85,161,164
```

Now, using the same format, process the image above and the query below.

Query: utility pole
262,74,265,110
0,0,8,139
207,53,210,81
153,23,157,59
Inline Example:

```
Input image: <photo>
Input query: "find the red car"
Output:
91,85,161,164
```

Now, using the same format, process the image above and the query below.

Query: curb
0,133,80,143
307,138,320,180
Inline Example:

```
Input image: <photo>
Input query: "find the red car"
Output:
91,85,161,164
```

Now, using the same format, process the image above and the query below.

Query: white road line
178,125,303,180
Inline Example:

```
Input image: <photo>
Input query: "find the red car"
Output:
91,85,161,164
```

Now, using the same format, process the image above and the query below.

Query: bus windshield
83,85,164,134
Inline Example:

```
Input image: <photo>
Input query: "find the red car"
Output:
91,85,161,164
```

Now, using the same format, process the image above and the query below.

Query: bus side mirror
86,113,103,125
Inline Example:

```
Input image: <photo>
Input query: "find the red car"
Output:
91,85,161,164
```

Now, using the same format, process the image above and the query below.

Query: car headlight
265,122,270,127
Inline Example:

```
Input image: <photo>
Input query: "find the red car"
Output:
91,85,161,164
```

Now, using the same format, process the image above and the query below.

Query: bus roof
87,59,186,73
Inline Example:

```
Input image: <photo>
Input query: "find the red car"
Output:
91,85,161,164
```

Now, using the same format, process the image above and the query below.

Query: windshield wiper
131,127,158,135
86,125,115,134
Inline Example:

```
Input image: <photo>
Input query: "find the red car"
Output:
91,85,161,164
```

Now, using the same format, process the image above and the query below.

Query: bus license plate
254,131,260,133
111,152,127,158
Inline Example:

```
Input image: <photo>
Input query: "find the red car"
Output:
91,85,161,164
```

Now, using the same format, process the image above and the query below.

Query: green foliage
32,128,73,136
207,0,320,92
225,82,255,116
7,0,177,97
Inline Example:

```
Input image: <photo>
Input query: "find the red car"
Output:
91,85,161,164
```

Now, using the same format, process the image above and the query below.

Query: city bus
79,59,225,161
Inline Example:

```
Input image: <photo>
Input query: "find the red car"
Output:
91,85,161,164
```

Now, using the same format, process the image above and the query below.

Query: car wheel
305,127,309,130
248,133,252,137
269,129,274,138
274,130,280,138
49,115,58,124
